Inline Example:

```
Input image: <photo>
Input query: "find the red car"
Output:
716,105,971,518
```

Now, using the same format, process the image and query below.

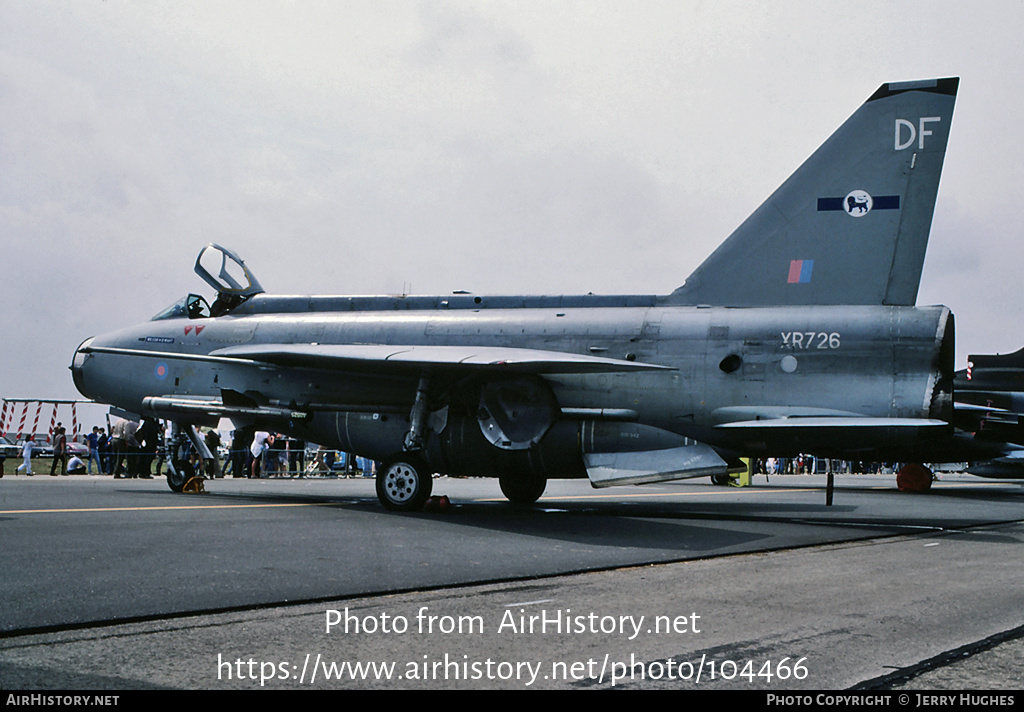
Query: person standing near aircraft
109,418,126,478
269,433,286,476
96,427,111,474
109,418,140,478
50,425,68,476
250,431,270,478
153,422,166,477
230,426,253,478
204,428,221,477
86,426,102,474
136,417,160,479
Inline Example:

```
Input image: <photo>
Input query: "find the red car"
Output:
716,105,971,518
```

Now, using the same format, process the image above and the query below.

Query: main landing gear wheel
499,472,547,505
376,455,433,511
167,460,194,493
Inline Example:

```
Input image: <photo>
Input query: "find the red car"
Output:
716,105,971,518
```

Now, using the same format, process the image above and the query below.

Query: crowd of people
3,419,899,482
758,457,902,475
0,426,911,482
0,416,385,480
1,420,308,479
62,419,163,478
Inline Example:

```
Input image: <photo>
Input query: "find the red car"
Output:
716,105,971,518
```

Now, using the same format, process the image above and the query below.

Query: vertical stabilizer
668,78,958,306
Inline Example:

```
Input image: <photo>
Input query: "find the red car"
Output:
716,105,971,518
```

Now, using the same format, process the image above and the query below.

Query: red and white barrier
2,400,93,442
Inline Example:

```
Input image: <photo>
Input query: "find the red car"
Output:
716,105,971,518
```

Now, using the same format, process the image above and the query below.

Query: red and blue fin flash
787,259,814,284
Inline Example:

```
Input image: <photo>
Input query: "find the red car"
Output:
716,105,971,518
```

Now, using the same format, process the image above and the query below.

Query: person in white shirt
250,431,270,478
17,438,34,475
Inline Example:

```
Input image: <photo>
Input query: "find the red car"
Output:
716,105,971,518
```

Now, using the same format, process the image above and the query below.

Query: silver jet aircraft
73,77,999,510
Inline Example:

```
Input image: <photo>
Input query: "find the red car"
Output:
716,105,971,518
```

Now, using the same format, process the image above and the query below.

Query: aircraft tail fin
667,78,958,307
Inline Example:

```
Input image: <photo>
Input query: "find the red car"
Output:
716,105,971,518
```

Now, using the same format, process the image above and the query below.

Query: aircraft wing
208,343,673,374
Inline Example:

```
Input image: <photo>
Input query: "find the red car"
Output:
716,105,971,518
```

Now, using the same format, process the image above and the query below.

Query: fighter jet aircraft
956,347,1024,420
950,348,1024,477
74,77,999,510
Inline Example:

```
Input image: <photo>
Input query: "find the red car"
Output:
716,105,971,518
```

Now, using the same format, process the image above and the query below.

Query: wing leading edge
79,342,673,375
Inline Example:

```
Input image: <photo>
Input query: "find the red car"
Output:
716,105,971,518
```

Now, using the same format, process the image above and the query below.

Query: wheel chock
182,476,207,494
896,464,933,493
422,495,451,512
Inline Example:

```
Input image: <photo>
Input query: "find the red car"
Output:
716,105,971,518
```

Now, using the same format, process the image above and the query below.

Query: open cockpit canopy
194,243,263,298
151,245,264,321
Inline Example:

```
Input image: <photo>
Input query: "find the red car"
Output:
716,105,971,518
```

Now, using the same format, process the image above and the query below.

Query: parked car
30,437,53,459
0,435,52,458
66,441,89,457
0,436,18,459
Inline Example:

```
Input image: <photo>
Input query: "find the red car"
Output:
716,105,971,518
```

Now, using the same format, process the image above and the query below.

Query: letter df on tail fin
668,77,958,307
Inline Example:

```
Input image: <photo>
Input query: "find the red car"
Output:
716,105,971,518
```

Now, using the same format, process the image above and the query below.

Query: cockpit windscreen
150,294,211,321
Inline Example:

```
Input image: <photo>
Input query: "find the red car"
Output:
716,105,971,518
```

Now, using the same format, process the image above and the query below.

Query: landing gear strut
375,372,436,511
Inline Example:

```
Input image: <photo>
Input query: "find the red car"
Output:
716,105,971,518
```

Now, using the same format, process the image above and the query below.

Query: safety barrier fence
1,399,89,442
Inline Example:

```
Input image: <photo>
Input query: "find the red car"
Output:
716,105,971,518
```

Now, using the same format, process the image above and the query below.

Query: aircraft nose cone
70,337,94,398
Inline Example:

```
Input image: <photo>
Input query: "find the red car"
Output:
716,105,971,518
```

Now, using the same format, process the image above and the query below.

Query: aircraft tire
376,455,433,511
499,472,547,505
167,460,194,493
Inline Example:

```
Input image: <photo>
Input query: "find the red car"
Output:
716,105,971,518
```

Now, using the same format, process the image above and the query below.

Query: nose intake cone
71,337,94,398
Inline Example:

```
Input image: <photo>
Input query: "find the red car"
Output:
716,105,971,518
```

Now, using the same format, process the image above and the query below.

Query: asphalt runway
1,472,1022,690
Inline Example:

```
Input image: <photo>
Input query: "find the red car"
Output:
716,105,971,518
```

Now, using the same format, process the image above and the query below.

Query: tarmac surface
1,471,1022,690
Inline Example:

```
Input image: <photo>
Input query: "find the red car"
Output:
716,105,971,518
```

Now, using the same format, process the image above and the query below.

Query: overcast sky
3,1,1023,420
